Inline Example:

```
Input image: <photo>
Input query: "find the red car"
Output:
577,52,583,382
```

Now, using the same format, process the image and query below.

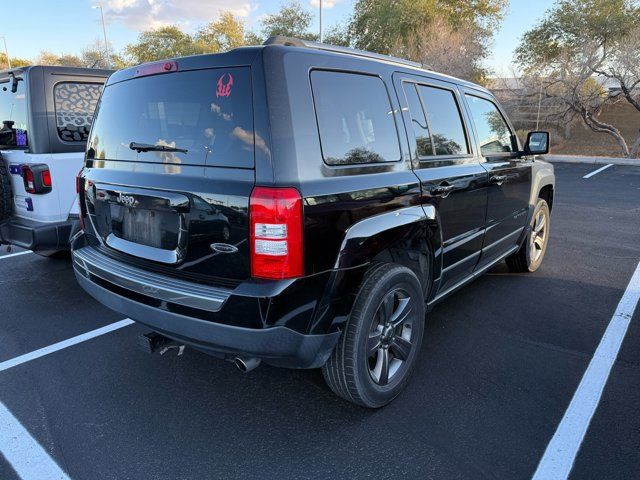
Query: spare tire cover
0,152,13,221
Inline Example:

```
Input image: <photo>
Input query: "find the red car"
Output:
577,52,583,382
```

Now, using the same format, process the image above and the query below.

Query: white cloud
309,0,344,8
103,0,258,30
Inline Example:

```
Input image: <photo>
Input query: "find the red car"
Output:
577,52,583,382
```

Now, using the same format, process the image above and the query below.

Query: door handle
429,184,455,198
490,175,507,185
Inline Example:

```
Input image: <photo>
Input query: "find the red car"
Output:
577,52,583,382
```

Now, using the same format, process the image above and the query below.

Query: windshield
0,75,28,148
87,67,254,168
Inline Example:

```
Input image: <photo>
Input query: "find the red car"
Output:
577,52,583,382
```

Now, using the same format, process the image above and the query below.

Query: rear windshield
88,67,254,168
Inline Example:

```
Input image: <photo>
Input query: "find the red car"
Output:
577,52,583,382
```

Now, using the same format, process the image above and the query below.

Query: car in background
0,66,112,257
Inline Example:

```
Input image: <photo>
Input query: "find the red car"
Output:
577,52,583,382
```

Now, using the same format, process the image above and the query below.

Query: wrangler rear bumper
0,217,74,251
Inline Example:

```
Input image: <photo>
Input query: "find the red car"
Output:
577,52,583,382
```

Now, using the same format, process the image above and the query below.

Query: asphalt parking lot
1,161,639,480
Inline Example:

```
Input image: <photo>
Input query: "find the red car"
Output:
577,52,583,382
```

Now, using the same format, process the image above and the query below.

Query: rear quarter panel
1,150,83,222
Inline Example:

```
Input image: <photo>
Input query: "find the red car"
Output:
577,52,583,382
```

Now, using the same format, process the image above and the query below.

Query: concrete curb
542,155,639,166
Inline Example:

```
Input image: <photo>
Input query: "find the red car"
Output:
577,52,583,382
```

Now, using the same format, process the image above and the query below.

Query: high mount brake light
250,187,304,280
21,164,52,194
134,61,179,77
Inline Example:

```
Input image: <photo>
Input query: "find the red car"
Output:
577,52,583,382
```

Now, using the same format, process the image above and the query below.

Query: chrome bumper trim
73,246,230,312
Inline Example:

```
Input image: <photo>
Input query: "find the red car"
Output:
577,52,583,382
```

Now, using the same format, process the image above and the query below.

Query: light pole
0,36,10,69
92,3,110,68
319,0,323,43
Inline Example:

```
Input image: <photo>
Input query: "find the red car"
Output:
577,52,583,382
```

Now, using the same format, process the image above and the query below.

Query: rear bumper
0,217,75,251
72,244,341,369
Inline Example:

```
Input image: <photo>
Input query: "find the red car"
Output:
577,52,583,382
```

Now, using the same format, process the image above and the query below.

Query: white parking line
583,164,613,179
0,250,33,260
0,400,70,480
0,319,135,373
532,260,640,480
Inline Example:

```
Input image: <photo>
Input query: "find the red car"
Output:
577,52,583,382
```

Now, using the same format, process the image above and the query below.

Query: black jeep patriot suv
72,37,555,408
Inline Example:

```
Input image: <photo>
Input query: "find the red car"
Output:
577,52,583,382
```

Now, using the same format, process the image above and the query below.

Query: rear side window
54,82,103,143
311,71,401,165
465,95,514,155
416,85,468,156
88,67,254,168
0,76,28,147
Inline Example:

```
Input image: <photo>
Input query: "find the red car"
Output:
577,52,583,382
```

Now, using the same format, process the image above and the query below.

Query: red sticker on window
216,73,234,98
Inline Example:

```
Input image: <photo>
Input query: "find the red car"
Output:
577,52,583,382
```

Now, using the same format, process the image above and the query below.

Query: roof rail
263,36,423,69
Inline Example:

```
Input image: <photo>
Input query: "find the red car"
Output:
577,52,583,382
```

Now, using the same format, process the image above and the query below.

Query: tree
323,24,351,47
125,26,199,64
514,0,637,71
260,1,318,41
392,16,488,82
515,0,640,157
34,51,84,67
195,11,248,53
81,40,126,69
0,54,30,69
349,0,506,56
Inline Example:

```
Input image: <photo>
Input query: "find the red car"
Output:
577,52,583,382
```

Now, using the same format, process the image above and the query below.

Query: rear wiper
129,142,188,154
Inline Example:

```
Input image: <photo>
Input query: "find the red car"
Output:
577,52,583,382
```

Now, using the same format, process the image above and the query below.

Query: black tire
506,198,550,273
34,250,70,259
0,153,12,222
322,263,426,408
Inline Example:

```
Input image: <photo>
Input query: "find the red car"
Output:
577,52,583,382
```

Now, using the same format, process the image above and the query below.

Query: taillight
42,170,52,188
250,187,304,279
21,164,52,194
22,166,35,193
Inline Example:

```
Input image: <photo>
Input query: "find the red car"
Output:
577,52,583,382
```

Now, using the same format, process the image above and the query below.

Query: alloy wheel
367,288,415,386
530,208,548,263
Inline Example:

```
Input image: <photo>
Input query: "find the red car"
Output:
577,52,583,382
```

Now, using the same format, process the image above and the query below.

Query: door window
465,95,514,155
417,85,469,156
402,83,433,157
311,70,401,165
402,82,469,158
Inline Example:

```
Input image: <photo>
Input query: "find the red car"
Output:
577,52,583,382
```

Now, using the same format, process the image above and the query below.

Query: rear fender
309,205,442,335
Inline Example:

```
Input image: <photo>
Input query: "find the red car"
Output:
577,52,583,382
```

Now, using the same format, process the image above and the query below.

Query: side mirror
524,131,549,155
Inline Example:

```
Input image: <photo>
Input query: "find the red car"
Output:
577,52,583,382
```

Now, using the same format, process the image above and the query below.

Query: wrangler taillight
249,187,304,279
21,164,52,194
23,167,34,192
41,170,52,188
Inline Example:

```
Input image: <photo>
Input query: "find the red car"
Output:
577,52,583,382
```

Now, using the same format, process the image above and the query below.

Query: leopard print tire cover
0,152,12,221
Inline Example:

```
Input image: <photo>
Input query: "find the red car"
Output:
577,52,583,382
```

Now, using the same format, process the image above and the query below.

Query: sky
3,0,555,76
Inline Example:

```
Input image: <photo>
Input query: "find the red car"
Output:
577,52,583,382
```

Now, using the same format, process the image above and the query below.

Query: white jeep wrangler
0,66,112,256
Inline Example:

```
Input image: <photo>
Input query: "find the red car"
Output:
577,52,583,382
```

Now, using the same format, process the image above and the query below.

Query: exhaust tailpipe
234,356,261,373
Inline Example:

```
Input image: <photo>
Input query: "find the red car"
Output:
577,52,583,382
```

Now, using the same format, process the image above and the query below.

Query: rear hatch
82,62,257,286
